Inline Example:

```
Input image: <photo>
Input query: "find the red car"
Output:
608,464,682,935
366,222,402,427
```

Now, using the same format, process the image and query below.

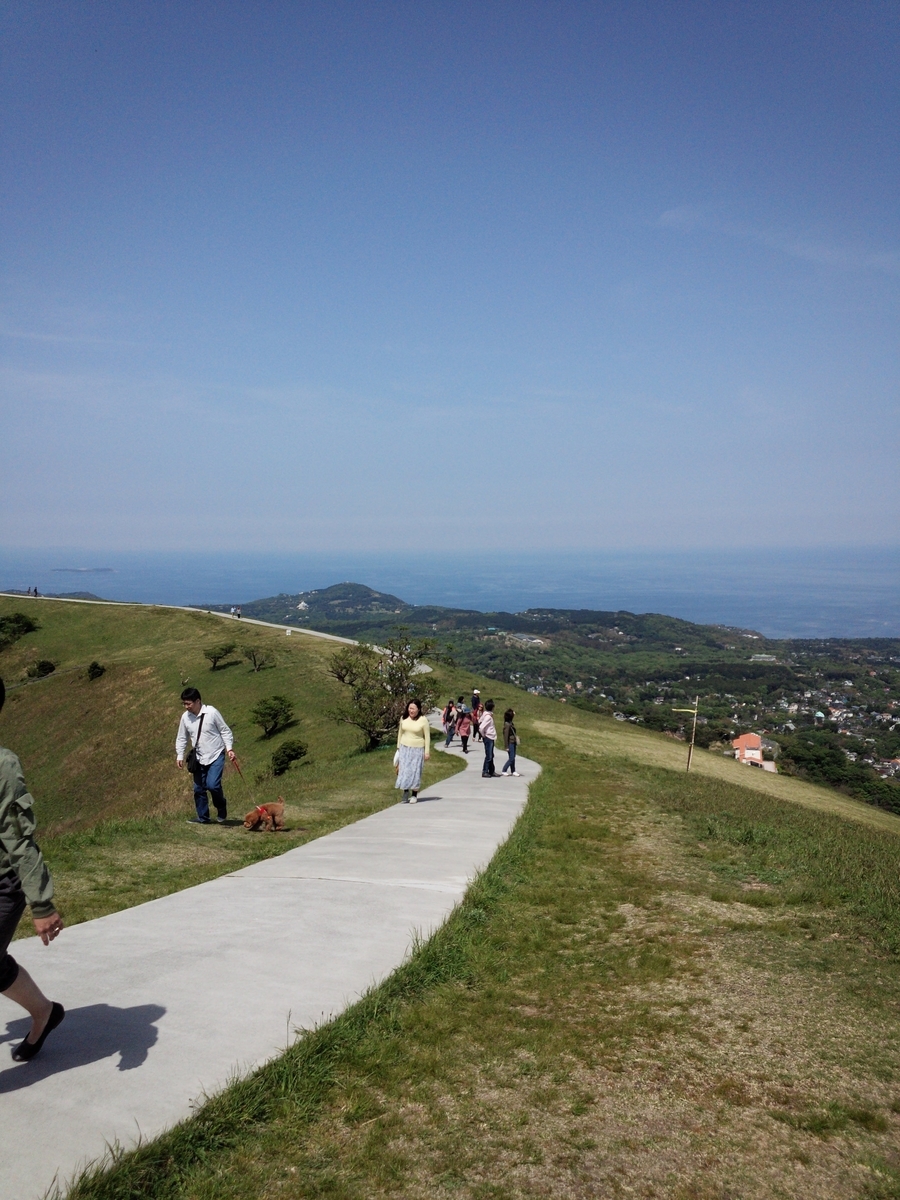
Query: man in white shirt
175,688,237,825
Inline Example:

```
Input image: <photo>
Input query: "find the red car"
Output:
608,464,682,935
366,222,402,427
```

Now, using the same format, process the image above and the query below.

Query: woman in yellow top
396,699,430,803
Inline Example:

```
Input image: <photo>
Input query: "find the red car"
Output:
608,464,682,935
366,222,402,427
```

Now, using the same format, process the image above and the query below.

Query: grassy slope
59,663,900,1199
0,597,462,930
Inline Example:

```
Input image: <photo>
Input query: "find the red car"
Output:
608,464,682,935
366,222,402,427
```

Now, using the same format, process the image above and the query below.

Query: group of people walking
394,693,522,803
0,671,525,1068
442,694,520,778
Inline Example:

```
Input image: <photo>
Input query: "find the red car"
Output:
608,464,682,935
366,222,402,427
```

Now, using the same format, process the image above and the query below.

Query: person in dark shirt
501,709,521,776
0,678,65,1061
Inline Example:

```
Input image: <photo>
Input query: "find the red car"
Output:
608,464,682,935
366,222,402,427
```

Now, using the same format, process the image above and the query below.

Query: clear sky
2,1,898,552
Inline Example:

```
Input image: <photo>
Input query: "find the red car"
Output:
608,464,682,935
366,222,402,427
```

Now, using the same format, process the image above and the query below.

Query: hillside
204,582,900,814
0,596,463,928
61,639,900,1200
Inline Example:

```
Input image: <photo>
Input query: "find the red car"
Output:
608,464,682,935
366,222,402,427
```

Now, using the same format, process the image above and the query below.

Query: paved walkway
0,724,538,1200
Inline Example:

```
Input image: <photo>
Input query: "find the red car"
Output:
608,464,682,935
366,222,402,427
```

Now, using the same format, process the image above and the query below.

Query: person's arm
423,716,430,759
397,719,404,748
0,754,57,924
175,712,189,766
211,708,236,760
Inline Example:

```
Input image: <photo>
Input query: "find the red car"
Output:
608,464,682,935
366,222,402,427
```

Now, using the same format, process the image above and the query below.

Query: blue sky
2,1,898,552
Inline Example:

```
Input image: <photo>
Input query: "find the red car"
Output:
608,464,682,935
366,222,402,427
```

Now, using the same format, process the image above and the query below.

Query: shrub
250,695,295,738
87,661,106,681
203,642,236,670
26,660,56,679
0,612,38,651
271,738,308,776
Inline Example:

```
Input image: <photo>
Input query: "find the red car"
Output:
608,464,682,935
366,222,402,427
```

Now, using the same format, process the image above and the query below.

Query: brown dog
243,799,285,832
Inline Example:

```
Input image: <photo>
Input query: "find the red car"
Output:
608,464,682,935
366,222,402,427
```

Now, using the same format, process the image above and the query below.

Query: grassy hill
7,595,900,1196
206,583,900,818
0,596,463,929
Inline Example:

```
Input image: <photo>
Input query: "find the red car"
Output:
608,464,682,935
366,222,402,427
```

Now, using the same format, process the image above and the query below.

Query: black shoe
12,1002,65,1062
187,817,212,825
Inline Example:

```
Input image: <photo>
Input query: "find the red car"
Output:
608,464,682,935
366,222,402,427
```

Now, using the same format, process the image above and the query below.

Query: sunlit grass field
6,597,900,1198
0,597,463,928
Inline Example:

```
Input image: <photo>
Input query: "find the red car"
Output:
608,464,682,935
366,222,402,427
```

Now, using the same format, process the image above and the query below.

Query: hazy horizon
3,544,899,640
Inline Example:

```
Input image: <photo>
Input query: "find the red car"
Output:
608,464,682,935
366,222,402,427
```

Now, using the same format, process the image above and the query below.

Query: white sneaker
512,771,521,777
409,794,418,803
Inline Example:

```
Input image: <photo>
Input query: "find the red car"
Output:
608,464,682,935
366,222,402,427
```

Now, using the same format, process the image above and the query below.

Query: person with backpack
442,699,457,747
479,699,497,777
500,708,521,776
455,707,472,753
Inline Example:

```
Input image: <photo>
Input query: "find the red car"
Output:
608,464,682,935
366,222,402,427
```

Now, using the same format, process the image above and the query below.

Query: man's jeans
192,751,227,821
482,737,495,776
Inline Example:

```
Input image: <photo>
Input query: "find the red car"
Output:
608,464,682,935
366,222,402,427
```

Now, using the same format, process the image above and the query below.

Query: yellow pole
674,697,700,773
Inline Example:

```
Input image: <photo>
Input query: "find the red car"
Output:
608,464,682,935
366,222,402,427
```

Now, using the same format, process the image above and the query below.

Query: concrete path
0,724,538,1200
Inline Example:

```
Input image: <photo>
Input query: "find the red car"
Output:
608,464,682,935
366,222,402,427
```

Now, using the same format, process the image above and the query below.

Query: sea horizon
2,546,899,641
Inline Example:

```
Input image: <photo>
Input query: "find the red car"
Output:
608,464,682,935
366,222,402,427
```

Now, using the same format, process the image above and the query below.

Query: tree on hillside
327,630,436,750
203,642,236,670
250,695,295,738
243,645,274,672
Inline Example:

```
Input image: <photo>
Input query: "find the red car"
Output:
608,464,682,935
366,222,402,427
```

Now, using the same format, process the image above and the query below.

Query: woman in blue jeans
501,708,521,776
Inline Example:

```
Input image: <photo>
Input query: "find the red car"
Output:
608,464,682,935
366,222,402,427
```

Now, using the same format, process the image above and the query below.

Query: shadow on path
0,1003,166,1091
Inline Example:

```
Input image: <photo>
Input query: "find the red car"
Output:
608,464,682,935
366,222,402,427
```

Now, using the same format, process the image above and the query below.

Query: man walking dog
175,688,237,824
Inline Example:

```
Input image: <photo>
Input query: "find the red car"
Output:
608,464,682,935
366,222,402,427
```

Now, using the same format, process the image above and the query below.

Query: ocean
1,547,899,640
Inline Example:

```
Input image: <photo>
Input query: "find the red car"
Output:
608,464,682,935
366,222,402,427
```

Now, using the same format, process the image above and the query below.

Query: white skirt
395,744,425,790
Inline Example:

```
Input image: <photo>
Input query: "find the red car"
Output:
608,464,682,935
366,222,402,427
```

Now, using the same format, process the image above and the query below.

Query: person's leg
461,735,469,753
3,966,55,1043
192,766,211,821
0,879,54,1045
510,743,519,775
205,752,227,820
482,737,494,776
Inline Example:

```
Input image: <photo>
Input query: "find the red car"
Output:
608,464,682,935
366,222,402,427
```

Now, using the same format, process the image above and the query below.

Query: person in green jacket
0,678,65,1061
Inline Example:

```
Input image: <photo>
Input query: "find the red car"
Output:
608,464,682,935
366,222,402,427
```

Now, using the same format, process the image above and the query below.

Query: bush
203,642,237,670
250,695,295,738
271,738,308,776
26,660,56,679
87,661,106,681
0,612,38,651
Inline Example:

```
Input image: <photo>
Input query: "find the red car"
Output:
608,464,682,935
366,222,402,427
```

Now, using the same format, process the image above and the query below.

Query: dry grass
534,718,900,835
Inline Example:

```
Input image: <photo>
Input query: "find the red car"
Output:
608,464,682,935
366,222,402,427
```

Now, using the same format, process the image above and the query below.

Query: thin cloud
0,329,143,347
656,207,900,275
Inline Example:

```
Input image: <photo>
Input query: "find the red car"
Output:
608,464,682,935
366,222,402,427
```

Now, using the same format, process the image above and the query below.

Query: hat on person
473,689,480,694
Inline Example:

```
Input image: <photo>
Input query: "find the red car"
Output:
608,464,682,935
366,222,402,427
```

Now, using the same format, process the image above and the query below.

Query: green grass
0,597,463,928
8,598,900,1197
61,729,900,1199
